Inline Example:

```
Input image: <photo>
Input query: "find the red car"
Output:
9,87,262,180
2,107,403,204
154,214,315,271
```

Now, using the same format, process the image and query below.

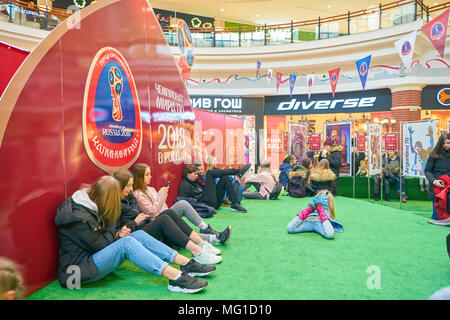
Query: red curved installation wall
0,0,243,296
0,41,29,97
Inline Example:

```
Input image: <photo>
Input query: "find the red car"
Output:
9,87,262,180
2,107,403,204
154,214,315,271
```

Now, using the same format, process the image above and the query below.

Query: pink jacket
245,171,276,199
133,187,168,218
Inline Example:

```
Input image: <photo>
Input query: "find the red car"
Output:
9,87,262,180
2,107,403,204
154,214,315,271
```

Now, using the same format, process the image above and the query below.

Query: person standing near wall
425,133,450,221
319,138,342,196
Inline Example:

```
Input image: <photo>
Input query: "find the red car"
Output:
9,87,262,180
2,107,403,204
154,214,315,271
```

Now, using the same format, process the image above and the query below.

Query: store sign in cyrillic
264,89,391,115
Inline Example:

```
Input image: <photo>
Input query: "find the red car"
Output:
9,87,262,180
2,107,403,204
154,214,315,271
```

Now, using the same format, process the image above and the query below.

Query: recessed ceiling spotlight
433,2,438,5
220,8,224,11
327,5,332,8
256,14,260,17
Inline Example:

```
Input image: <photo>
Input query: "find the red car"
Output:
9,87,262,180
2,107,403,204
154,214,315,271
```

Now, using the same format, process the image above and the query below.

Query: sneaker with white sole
193,248,222,265
218,226,231,245
198,241,221,255
180,259,216,277
168,272,208,294
230,203,247,213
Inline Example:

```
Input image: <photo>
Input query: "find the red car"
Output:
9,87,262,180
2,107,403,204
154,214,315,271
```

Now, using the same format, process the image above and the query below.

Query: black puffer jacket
178,177,203,202
319,145,343,178
118,194,151,232
425,150,450,198
55,190,117,287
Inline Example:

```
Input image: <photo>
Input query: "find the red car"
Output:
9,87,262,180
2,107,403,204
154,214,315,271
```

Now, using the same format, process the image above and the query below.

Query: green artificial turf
27,196,449,300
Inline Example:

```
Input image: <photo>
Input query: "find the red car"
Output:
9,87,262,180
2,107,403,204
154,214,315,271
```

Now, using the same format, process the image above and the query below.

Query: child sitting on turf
286,189,343,239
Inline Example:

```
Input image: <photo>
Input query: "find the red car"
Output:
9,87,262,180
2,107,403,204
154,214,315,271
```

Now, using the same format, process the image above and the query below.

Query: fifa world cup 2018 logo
108,66,123,122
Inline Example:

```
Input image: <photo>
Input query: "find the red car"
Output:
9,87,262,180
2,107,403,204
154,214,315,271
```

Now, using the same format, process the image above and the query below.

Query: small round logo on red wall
83,47,142,173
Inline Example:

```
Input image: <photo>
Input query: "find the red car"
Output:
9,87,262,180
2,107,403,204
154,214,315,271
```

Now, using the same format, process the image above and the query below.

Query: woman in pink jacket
242,160,277,200
132,163,231,246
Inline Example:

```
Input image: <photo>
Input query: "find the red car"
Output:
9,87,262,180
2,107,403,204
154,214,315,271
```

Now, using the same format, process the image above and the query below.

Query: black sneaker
181,259,216,277
230,203,247,213
168,272,208,294
218,226,231,245
199,224,219,237
237,164,251,178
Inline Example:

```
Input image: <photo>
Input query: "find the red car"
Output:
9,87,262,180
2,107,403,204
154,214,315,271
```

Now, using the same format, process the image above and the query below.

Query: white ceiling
148,0,445,25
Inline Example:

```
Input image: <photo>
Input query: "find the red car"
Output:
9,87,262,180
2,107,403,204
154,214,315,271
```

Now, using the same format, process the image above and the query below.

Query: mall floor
28,196,449,300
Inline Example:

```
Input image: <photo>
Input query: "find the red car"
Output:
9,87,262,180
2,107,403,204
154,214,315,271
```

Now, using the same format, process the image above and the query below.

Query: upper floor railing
162,0,450,47
0,0,449,46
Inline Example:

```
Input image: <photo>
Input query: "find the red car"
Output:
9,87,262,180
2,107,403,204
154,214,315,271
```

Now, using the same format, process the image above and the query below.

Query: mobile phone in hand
166,181,170,187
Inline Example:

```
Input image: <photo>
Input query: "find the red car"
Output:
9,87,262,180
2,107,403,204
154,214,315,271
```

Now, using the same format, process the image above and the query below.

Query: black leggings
201,168,239,209
140,209,194,249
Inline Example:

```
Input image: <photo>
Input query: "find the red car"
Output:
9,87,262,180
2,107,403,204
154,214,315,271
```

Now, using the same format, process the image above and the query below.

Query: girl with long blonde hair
55,175,212,293
286,189,343,239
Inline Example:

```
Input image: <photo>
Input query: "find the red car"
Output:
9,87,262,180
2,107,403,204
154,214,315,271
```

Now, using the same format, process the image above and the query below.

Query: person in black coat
112,169,223,264
425,132,450,220
55,175,211,293
318,137,342,196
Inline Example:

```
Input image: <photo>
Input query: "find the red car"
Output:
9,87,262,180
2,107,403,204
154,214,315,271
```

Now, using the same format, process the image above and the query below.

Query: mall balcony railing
0,0,449,45
162,0,449,47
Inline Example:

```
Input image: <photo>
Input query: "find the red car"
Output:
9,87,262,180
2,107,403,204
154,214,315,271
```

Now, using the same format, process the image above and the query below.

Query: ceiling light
256,14,260,17
220,8,224,11
327,5,332,8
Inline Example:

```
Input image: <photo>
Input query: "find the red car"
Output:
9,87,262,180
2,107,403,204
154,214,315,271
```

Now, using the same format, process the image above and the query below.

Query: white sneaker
198,241,221,255
193,248,222,265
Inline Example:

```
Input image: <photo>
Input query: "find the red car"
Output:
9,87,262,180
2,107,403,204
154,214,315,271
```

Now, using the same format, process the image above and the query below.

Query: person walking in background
318,138,342,196
425,132,450,222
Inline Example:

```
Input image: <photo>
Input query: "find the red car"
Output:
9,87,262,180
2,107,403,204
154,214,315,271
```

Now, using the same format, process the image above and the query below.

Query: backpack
287,174,307,198
267,175,282,200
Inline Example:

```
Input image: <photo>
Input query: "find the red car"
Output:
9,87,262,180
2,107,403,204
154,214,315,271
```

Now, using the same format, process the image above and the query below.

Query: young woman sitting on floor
179,159,251,213
132,163,231,245
55,175,212,294
286,189,343,239
113,169,222,264
241,160,276,200
309,159,336,195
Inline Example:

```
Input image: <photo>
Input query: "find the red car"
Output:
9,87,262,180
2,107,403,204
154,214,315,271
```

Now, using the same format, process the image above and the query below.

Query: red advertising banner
356,132,367,151
309,134,321,150
383,133,398,151
0,41,29,97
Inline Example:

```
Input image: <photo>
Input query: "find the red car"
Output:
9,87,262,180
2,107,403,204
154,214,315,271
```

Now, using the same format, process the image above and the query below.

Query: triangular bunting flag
276,72,282,92
256,60,262,78
394,31,417,72
355,55,371,90
421,9,449,58
267,68,273,84
328,68,340,98
289,74,296,97
306,74,315,99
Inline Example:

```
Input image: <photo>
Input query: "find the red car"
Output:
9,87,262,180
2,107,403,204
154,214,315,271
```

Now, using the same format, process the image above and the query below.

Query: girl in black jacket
318,138,342,196
113,169,222,265
55,175,213,294
425,132,450,220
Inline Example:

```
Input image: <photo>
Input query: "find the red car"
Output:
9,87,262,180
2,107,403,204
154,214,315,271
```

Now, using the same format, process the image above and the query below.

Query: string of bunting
186,9,449,93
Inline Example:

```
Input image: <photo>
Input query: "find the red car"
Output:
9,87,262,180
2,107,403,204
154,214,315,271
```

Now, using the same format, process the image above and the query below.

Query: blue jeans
384,174,405,195
431,198,438,220
287,216,335,239
87,230,178,283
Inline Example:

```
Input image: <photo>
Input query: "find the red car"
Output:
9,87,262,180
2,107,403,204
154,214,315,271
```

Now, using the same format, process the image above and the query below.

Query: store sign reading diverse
264,89,391,115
